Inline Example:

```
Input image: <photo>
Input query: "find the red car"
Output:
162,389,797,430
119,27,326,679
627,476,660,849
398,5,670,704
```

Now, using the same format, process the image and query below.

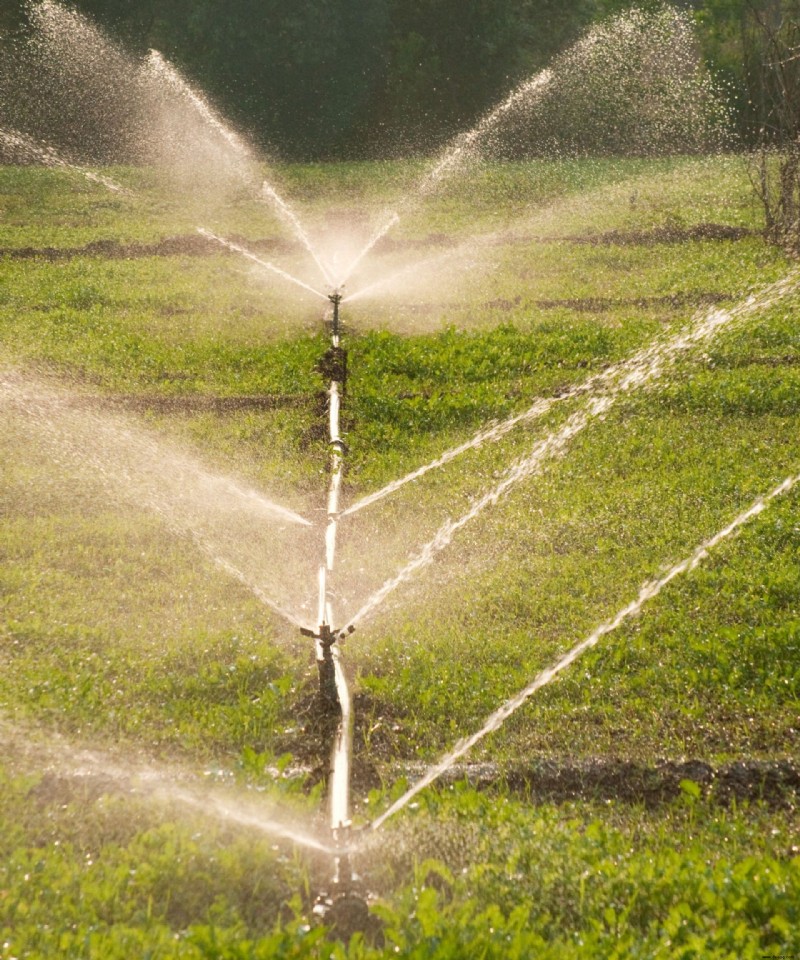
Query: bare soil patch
401,757,800,808
0,224,757,263
0,234,292,261
79,393,310,414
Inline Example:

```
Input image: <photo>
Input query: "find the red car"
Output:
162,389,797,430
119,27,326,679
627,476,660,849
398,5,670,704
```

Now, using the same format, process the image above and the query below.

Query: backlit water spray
339,6,722,286
197,228,329,300
143,50,331,281
0,127,127,192
0,0,775,939
261,181,335,287
145,49,250,159
369,470,800,831
339,67,553,286
0,725,334,854
339,269,800,632
0,369,314,631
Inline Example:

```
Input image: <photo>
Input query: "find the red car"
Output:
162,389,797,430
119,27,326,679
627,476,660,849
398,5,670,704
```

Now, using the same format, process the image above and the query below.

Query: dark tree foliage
741,0,800,250
46,0,595,158
0,0,786,159
60,0,392,158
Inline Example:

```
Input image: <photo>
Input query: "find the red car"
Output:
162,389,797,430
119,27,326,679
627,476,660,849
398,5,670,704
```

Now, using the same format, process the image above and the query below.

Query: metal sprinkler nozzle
299,623,354,646
299,622,336,648
299,622,353,707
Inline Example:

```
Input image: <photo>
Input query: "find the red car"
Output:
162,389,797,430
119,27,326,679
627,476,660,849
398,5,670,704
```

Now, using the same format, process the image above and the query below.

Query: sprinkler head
299,624,340,705
318,623,336,649
298,623,334,647
299,623,355,645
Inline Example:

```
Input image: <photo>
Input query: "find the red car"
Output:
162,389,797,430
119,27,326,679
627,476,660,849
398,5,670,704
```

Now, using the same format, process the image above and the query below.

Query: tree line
1,0,797,160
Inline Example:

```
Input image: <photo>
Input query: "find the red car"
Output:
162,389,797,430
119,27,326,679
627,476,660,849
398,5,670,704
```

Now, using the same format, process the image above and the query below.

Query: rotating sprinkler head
300,623,355,706
299,623,355,647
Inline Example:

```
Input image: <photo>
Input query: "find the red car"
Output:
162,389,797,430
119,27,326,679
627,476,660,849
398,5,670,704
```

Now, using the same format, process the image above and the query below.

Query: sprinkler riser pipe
317,650,339,705
328,290,343,340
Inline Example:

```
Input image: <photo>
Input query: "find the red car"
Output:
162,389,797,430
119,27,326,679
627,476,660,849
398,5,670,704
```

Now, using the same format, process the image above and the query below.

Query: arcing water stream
197,227,329,300
1,369,315,631
344,270,800,519
0,722,334,854
142,48,332,283
144,49,251,161
339,6,721,287
0,127,127,192
369,469,800,831
261,181,335,288
341,269,800,631
338,68,555,287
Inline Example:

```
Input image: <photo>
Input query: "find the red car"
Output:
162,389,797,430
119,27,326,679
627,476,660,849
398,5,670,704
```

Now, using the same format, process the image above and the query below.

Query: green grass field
1,156,798,958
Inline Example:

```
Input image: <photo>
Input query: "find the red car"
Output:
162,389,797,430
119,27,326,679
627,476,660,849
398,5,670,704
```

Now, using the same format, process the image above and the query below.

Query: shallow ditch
274,694,800,808
398,757,800,808
0,223,758,262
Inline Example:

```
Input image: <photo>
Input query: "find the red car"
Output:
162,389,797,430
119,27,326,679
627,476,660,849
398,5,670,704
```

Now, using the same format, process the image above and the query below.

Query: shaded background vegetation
0,0,797,159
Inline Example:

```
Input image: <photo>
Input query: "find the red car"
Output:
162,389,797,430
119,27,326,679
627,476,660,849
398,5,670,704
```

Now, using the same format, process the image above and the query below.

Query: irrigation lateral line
344,269,800,519
369,470,800,832
302,291,356,880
